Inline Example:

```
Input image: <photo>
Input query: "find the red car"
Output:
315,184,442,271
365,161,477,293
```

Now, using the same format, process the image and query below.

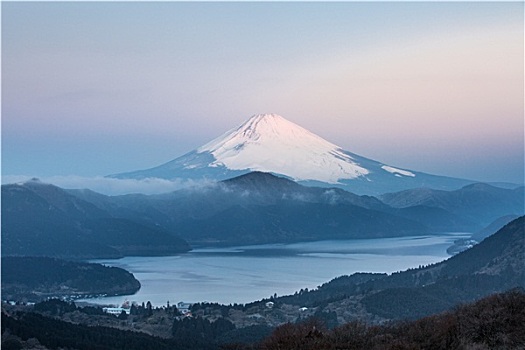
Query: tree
146,301,153,316
118,310,128,320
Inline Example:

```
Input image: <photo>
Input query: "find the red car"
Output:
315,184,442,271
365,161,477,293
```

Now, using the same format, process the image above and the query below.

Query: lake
80,233,469,307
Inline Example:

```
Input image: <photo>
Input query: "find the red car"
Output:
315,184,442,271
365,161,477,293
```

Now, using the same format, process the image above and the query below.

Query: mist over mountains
3,172,523,258
110,114,500,196
2,164,523,350
3,113,523,342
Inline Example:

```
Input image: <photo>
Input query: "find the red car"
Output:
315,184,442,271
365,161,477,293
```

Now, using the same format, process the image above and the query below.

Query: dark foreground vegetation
1,216,523,349
257,289,525,350
1,310,174,350
2,290,524,350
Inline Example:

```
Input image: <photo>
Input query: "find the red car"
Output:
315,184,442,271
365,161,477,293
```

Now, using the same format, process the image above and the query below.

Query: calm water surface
80,233,469,307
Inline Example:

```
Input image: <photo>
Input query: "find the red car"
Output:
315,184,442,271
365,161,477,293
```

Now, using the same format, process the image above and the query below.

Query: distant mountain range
380,183,524,226
70,172,430,247
109,113,509,195
80,172,525,246
3,173,523,257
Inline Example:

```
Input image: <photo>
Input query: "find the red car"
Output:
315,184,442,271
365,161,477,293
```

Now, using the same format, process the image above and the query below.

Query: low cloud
322,189,341,205
1,175,215,196
281,192,314,202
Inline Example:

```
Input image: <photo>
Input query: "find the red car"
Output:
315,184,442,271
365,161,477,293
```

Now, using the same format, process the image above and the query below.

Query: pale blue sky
2,2,523,185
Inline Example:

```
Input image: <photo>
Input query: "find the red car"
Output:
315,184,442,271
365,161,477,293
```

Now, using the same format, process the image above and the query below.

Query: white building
103,307,130,315
177,301,193,314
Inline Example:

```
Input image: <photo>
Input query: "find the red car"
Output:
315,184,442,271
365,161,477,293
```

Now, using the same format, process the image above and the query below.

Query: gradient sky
2,2,524,186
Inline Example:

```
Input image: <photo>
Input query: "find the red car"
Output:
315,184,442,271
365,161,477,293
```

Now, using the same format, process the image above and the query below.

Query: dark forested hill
68,172,430,246
68,172,524,245
173,201,427,246
259,290,525,350
1,217,522,349
471,214,520,242
275,216,525,320
1,311,174,350
1,257,141,302
1,180,190,259
4,174,522,253
2,289,523,350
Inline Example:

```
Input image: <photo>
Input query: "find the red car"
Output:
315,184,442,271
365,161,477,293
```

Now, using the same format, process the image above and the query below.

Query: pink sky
2,2,523,184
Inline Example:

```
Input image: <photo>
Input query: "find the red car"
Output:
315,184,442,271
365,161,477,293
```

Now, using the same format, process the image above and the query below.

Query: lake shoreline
80,233,471,307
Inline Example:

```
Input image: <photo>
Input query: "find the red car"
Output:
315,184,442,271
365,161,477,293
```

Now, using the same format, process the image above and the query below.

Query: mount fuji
110,113,475,195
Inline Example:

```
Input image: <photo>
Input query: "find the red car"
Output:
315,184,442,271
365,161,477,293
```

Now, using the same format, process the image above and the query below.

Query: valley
2,117,523,349
78,233,463,306
2,171,523,349
3,172,523,260
2,216,524,350
4,2,523,348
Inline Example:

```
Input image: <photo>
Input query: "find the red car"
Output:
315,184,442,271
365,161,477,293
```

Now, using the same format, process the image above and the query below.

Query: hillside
74,172,523,245
1,180,191,259
1,218,522,349
258,290,525,350
273,216,524,321
471,214,520,242
2,280,523,350
73,172,431,246
1,257,141,302
4,173,522,254
380,184,524,226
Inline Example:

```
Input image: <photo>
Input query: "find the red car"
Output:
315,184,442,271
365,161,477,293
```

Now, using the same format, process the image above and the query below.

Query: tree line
2,289,524,350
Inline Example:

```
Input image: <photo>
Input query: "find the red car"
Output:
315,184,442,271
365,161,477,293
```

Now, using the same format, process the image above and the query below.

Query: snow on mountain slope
109,113,477,195
197,114,368,184
381,165,416,177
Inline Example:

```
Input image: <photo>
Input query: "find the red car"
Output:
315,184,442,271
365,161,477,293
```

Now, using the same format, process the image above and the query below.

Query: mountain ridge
4,172,522,253
380,184,525,226
273,216,525,321
1,180,191,259
109,113,481,195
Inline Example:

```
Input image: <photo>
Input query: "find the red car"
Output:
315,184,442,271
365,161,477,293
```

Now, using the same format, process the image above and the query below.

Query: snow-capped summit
197,113,368,184
110,113,474,195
